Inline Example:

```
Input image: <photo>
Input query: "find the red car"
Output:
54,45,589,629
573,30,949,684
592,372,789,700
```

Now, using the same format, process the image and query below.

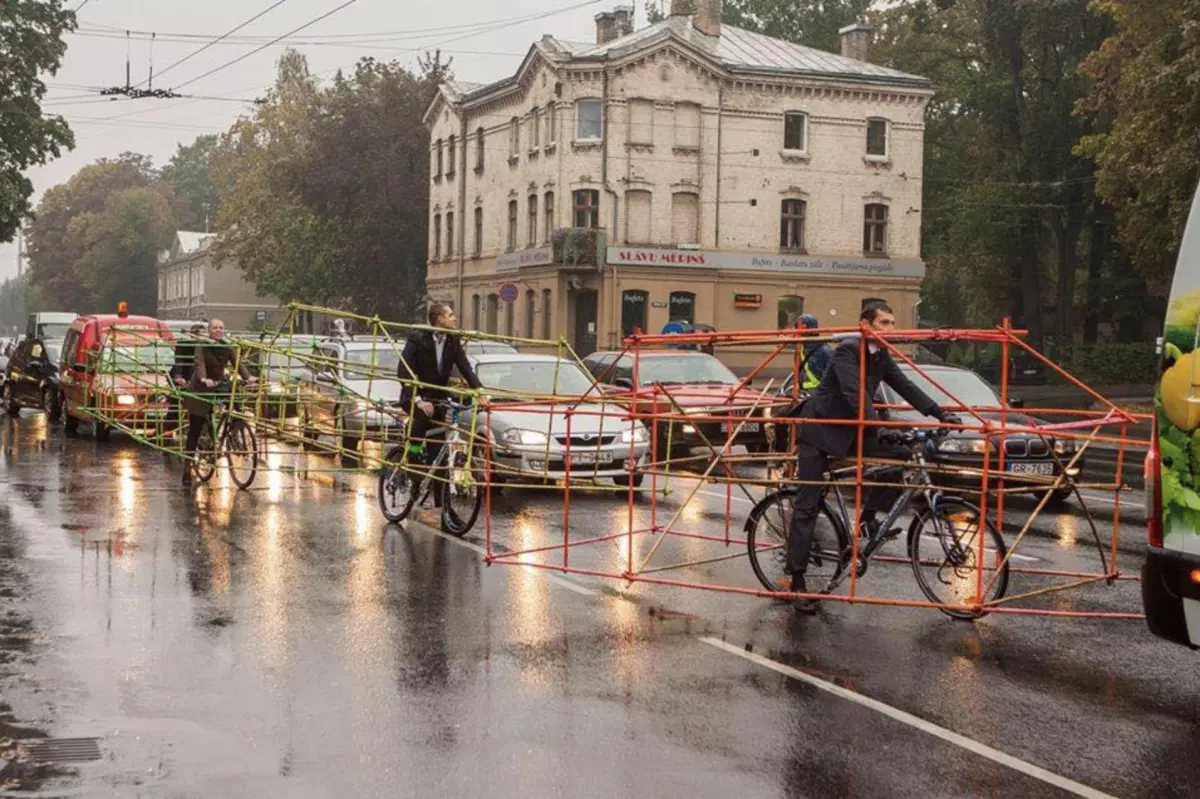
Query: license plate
1022,369,1037,375
725,421,761,434
1008,462,1053,475
572,451,614,464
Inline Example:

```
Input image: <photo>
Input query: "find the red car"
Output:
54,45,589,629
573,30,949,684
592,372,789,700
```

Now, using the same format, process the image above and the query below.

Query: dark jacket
183,340,251,418
799,337,945,457
170,338,201,386
397,330,481,408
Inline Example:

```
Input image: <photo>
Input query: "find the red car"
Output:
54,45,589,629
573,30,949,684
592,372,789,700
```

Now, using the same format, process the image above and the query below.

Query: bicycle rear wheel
377,445,418,523
907,498,1009,619
745,489,849,594
194,418,218,484
441,447,483,537
224,418,258,490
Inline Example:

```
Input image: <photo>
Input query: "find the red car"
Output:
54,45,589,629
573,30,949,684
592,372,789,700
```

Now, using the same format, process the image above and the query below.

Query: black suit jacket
799,337,944,457
397,331,481,407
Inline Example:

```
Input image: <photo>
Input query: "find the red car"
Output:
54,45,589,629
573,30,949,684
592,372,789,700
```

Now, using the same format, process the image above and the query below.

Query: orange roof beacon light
117,302,129,318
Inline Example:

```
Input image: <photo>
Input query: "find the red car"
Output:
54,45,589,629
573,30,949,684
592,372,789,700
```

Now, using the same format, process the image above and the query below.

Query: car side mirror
315,371,335,383
1009,397,1024,409
613,377,634,390
71,363,85,374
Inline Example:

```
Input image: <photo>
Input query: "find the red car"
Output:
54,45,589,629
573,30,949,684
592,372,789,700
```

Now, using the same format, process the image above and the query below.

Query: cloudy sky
3,0,635,281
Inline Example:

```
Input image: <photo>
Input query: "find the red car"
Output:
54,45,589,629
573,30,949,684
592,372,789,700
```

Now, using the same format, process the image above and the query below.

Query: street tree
160,135,220,233
0,0,76,243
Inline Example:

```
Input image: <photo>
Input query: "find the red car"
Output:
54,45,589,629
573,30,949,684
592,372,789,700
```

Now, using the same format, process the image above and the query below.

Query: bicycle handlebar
878,426,951,446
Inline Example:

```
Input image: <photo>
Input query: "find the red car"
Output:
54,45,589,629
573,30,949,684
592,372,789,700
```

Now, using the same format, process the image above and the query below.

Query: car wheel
4,383,19,416
43,387,60,422
63,399,79,435
92,420,110,442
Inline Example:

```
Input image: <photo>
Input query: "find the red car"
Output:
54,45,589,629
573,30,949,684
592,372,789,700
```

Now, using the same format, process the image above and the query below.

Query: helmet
795,314,819,330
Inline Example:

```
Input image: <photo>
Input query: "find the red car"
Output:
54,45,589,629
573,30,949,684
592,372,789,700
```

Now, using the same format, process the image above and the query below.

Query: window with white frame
866,118,889,158
783,112,807,152
863,203,888,255
575,98,602,141
509,117,520,157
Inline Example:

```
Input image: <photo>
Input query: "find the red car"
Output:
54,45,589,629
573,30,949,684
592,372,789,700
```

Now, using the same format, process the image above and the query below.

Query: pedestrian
794,314,833,392
785,301,961,611
181,319,252,486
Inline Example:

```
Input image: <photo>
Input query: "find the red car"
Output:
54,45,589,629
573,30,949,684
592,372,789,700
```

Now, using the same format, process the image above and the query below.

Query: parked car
249,334,319,421
581,350,784,459
26,311,77,341
465,339,519,356
299,338,405,452
469,353,651,486
4,337,63,420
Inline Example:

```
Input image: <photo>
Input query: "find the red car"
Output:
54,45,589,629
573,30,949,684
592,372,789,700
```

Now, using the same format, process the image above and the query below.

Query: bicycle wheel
224,418,258,490
907,497,1009,619
194,418,218,484
745,489,849,594
441,446,483,537
377,445,418,523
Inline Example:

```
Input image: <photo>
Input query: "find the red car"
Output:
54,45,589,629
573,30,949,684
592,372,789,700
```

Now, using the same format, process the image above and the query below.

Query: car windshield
889,368,1000,408
342,347,401,377
96,341,175,374
44,342,61,363
477,360,596,395
39,324,71,340
265,351,308,376
637,355,738,386
468,341,518,354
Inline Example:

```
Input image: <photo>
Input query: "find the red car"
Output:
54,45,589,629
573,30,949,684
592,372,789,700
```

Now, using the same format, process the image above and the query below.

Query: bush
1056,342,1157,386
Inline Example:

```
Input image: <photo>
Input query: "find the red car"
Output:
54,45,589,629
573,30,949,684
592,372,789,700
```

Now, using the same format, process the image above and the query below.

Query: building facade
424,1,933,360
156,231,286,331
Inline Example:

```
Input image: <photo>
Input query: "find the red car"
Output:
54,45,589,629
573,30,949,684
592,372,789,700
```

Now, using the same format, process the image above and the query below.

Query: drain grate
20,737,102,764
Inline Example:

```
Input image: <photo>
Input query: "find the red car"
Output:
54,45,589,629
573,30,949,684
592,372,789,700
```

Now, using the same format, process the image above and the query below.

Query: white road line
700,637,1118,799
698,489,755,505
918,534,1039,564
405,517,599,597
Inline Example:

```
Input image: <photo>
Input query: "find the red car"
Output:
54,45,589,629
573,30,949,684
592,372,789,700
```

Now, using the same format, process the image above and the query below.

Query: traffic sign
255,309,267,322
499,282,519,303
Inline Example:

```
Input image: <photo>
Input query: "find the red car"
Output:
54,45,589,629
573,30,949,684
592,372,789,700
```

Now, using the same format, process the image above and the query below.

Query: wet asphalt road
0,411,1197,798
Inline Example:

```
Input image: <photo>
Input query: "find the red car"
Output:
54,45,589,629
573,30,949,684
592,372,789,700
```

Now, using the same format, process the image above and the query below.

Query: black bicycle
745,427,1010,619
192,381,259,490
376,399,483,536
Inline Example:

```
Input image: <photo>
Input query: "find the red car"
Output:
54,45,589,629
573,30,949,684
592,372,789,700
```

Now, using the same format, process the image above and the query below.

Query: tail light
1146,415,1163,548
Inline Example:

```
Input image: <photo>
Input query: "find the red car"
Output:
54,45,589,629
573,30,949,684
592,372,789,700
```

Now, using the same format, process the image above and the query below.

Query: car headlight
500,428,548,447
268,383,285,395
938,438,990,454
621,425,649,444
1054,439,1075,454
116,394,136,406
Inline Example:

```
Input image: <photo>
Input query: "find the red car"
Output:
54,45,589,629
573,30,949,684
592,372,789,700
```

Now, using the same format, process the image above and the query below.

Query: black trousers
785,437,909,575
184,413,208,454
407,403,446,458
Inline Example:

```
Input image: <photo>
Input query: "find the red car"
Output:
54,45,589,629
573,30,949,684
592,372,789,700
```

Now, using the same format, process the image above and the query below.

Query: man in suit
182,319,253,486
787,301,961,609
396,302,482,491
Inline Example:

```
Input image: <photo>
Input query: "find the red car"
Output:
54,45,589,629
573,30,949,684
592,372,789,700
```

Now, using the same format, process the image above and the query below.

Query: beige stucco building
424,1,933,362
156,231,286,331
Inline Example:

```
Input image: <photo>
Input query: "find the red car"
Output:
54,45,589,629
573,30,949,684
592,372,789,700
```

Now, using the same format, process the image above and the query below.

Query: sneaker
784,572,818,614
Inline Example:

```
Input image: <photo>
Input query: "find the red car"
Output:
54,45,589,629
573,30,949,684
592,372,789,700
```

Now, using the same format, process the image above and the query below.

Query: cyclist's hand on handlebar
877,428,906,445
940,413,963,432
417,399,434,417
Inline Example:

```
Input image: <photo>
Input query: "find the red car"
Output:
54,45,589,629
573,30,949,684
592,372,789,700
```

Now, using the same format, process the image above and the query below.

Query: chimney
839,20,872,62
693,0,720,37
669,0,693,17
613,5,634,37
595,11,617,45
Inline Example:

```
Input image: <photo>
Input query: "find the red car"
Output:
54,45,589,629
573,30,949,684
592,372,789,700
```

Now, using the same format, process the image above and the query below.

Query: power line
74,0,93,11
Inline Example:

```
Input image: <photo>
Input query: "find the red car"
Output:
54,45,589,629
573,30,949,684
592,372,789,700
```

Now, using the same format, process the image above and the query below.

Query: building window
432,213,441,260
525,289,535,338
670,191,699,245
674,102,700,149
573,189,599,228
625,190,652,244
544,191,555,242
866,118,889,158
434,138,443,178
473,207,483,256
629,98,653,145
780,199,806,252
527,194,538,247
863,203,888,255
668,291,695,325
504,298,514,337
783,112,807,152
486,294,499,334
621,289,648,336
531,109,541,149
778,295,804,329
475,126,485,170
446,134,456,178
472,294,481,330
507,200,518,251
509,117,520,157
546,102,557,144
575,98,602,141
541,288,552,339
445,211,455,258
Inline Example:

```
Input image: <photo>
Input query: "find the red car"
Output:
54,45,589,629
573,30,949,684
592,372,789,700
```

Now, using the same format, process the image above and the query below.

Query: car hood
487,403,644,437
890,407,1046,437
343,378,403,402
94,373,171,392
632,383,778,410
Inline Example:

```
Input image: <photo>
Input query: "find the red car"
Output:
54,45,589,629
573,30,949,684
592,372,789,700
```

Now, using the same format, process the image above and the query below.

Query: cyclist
795,314,833,391
182,318,252,486
396,302,482,498
786,301,961,609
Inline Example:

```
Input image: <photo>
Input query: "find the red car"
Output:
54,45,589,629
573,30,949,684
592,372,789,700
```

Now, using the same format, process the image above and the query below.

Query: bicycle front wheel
745,489,849,594
907,498,1009,619
224,418,259,490
194,419,218,484
441,447,483,537
378,445,417,523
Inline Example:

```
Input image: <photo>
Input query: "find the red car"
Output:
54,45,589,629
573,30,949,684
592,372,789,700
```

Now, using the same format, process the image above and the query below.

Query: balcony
551,227,605,269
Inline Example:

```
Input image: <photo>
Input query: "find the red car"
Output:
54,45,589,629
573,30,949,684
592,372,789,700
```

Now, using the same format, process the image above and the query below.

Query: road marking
700,637,1118,799
919,534,1038,564
698,489,755,505
405,517,599,597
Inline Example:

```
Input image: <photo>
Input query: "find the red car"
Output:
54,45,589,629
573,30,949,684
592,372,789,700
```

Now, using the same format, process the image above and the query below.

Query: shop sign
607,246,925,279
497,245,553,272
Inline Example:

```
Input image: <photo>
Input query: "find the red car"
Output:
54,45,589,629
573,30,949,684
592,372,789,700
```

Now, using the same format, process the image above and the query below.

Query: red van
58,307,175,441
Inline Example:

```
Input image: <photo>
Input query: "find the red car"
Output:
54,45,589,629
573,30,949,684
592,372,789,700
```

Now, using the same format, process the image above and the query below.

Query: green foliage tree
645,0,870,51
160,135,220,233
0,0,76,243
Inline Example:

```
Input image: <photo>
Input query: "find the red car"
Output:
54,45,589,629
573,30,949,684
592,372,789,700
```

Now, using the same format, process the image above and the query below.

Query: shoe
785,572,818,614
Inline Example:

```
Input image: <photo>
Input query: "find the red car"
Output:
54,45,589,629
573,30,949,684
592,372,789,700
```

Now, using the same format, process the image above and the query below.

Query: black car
5,337,63,420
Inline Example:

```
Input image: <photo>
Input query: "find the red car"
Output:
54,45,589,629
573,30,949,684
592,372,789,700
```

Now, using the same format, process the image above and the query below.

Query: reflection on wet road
0,413,1194,798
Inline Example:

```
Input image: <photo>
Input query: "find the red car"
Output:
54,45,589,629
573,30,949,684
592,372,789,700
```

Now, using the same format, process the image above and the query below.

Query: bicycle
191,380,259,490
376,398,483,536
745,427,1010,619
